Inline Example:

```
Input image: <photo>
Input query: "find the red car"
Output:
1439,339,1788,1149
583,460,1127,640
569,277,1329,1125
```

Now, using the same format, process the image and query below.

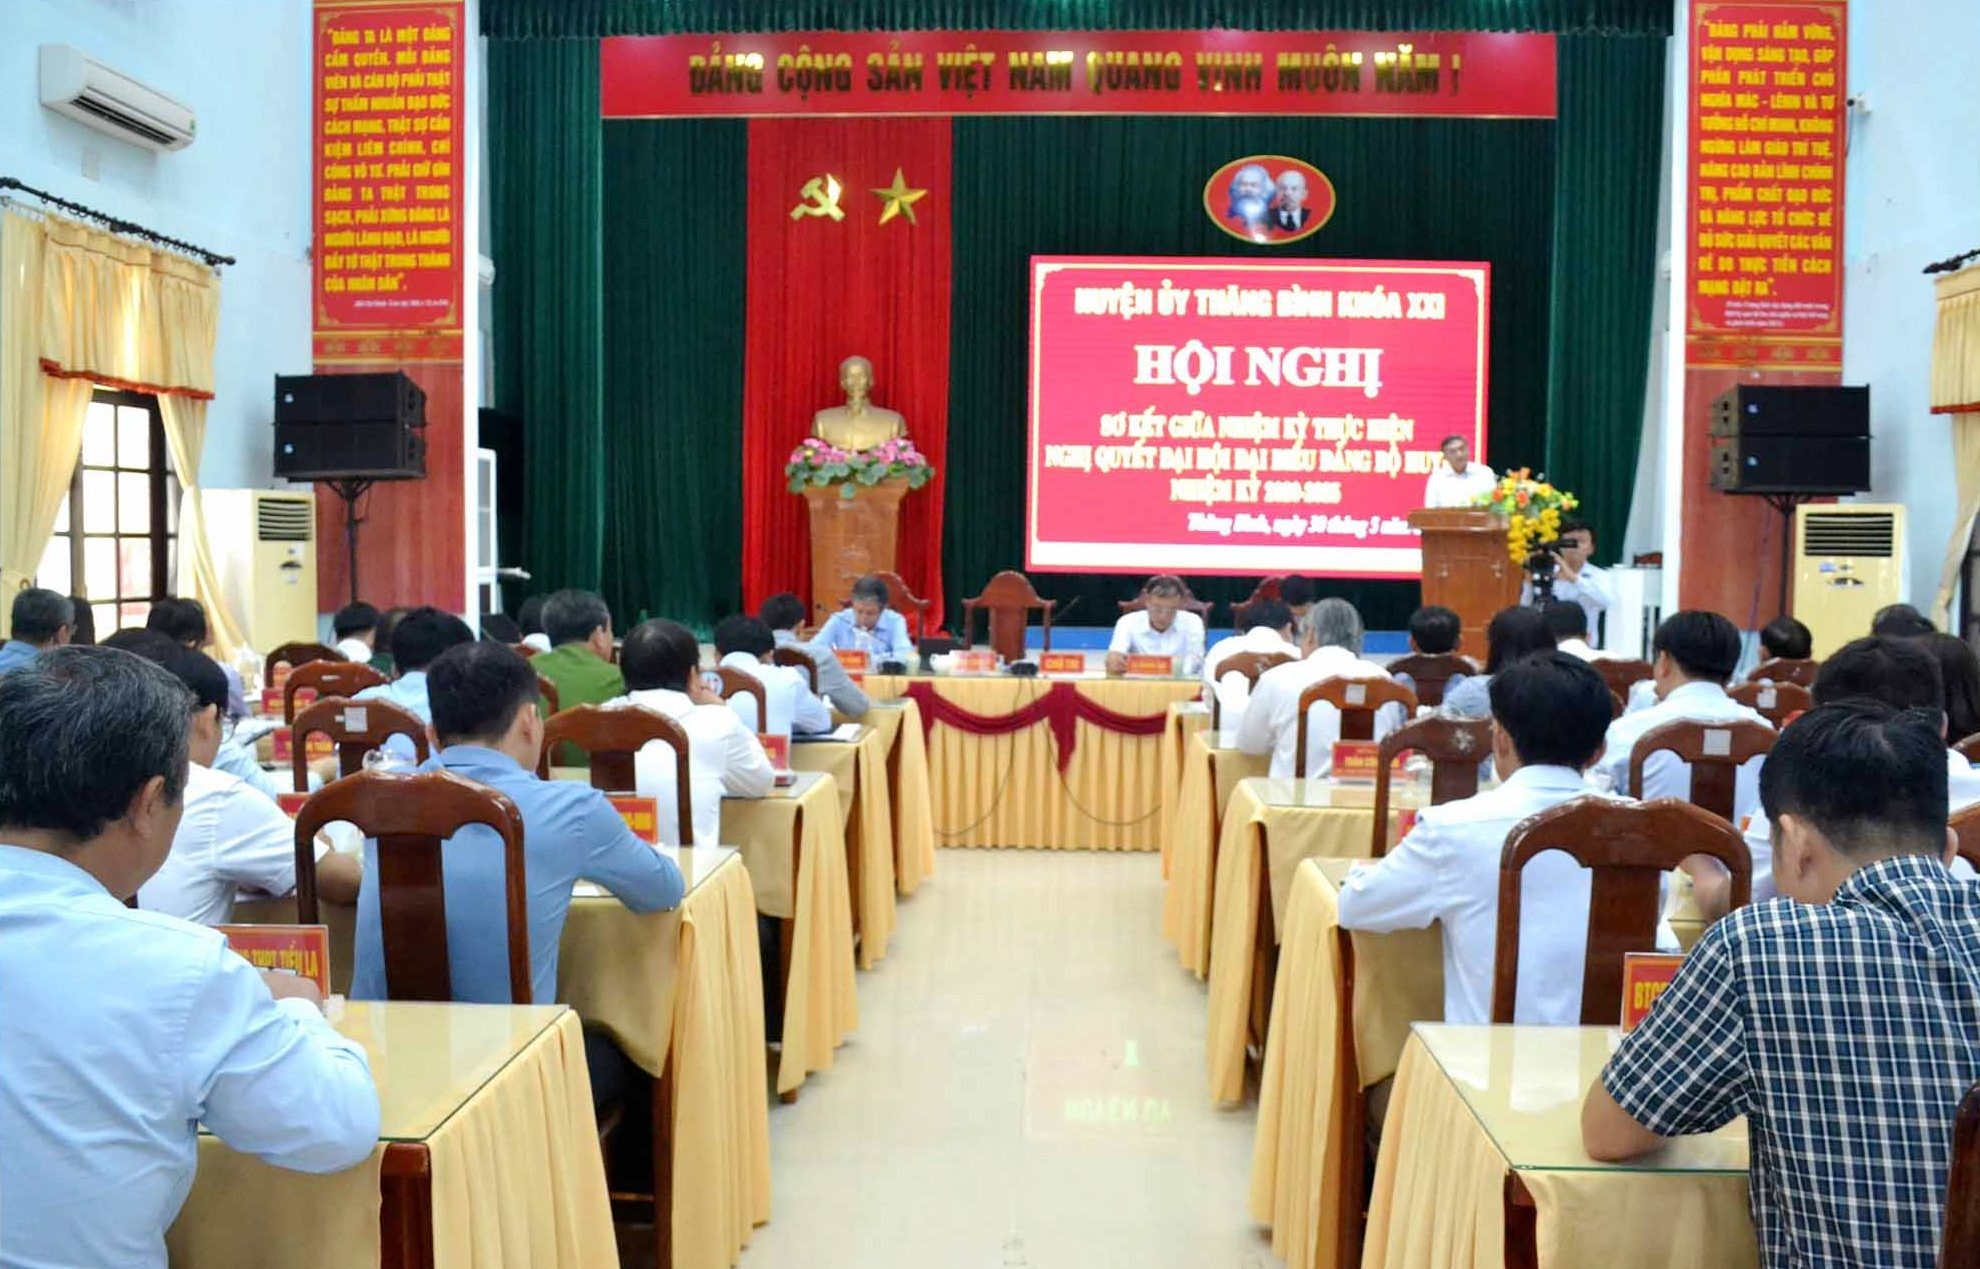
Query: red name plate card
271,731,337,764
276,792,312,819
608,794,660,844
834,649,870,673
953,650,1000,675
1124,655,1175,678
218,924,333,997
759,732,792,770
1620,952,1686,1032
602,31,1557,119
1040,652,1087,675
1331,740,1382,783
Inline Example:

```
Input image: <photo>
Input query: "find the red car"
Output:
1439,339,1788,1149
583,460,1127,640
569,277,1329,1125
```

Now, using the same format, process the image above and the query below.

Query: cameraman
1520,518,1612,650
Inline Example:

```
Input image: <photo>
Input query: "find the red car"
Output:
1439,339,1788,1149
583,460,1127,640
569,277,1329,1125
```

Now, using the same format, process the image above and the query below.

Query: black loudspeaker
1711,434,1870,495
1709,384,1869,438
272,372,427,481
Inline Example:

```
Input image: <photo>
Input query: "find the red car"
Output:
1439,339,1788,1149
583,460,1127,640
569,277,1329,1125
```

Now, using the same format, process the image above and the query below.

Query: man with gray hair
812,573,916,660
1236,597,1405,778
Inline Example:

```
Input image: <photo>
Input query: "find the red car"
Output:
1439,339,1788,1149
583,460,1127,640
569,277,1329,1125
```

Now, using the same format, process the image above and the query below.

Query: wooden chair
1491,798,1751,1024
1728,680,1812,729
1384,652,1476,709
773,644,822,693
1594,658,1654,702
290,695,430,791
282,659,387,724
1608,690,1627,720
1369,716,1494,856
716,666,770,733
511,641,541,660
293,768,530,1003
861,569,932,643
1749,656,1820,688
1949,804,1980,874
961,571,1057,665
264,640,341,683
1207,650,1295,731
1291,677,1419,778
1625,718,1777,822
536,673,560,716
536,705,695,845
1118,582,1213,623
1957,734,1980,765
1946,1081,1980,1269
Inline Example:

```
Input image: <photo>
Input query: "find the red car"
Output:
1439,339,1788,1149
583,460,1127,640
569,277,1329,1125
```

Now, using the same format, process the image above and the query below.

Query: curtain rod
0,176,235,268
1924,247,1980,276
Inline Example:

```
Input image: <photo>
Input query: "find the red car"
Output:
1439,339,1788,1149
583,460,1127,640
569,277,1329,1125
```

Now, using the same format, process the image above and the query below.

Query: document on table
794,723,863,743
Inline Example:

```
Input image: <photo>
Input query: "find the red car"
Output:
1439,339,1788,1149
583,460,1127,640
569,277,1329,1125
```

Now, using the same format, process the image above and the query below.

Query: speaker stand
1760,493,1816,616
323,479,374,606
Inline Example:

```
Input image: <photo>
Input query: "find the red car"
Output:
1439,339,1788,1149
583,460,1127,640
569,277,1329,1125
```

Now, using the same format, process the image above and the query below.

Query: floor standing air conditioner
203,490,319,652
1793,504,1905,659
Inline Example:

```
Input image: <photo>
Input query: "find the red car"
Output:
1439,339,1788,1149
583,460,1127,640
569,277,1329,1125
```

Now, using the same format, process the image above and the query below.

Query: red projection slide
1027,256,1490,578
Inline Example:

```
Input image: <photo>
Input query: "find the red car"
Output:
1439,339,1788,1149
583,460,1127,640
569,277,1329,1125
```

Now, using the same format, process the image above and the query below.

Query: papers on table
794,723,863,743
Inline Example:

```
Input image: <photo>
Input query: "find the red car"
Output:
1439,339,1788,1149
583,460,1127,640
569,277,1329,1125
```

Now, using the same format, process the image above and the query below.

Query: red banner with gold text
603,31,1555,119
312,0,464,364
1685,1,1846,370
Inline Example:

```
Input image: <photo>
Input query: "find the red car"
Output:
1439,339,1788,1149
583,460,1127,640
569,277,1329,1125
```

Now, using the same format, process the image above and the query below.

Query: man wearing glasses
1106,575,1206,677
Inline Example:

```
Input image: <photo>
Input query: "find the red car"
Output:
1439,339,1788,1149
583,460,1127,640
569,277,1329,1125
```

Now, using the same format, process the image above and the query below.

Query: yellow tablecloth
791,726,898,969
1364,1026,1756,1269
557,851,771,1269
1249,859,1443,1269
865,675,1205,850
1205,780,1419,1104
721,774,858,1095
849,700,938,896
1158,701,1212,873
1160,733,1269,974
170,1004,614,1269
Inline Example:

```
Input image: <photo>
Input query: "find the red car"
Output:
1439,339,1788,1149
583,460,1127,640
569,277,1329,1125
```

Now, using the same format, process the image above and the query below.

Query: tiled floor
738,848,1279,1269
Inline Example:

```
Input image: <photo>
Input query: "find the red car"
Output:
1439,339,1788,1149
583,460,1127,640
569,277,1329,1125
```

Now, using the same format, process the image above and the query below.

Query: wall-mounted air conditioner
39,45,197,152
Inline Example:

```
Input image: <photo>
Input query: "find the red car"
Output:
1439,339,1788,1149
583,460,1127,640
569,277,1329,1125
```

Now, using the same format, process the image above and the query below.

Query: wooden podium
802,477,910,624
1409,508,1520,662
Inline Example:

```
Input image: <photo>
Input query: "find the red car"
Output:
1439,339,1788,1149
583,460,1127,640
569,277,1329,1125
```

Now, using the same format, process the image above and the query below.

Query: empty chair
961,571,1056,665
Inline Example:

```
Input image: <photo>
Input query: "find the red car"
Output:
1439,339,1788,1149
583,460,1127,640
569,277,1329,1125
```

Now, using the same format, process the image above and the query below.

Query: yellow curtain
1932,266,1980,625
158,397,247,660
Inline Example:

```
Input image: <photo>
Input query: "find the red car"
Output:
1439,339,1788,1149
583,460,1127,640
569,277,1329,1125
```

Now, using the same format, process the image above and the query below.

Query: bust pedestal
802,477,910,625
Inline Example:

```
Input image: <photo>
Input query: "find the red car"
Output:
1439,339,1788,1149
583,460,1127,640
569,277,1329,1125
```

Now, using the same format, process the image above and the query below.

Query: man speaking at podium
1422,434,1496,508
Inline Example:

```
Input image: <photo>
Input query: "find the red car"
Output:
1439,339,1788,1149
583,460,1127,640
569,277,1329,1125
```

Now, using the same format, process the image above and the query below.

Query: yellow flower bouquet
1476,468,1580,564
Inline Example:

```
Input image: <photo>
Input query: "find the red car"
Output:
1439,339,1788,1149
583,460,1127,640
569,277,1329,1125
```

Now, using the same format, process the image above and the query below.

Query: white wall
1843,0,1980,610
0,0,311,489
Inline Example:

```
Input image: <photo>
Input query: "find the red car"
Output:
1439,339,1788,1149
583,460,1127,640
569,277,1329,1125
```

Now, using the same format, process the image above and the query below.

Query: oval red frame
1202,155,1336,246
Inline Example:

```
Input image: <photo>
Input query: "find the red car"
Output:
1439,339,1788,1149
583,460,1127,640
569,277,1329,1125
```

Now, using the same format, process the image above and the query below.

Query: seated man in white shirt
355,606,476,763
332,601,381,663
761,590,869,718
1422,434,1496,508
1593,610,1769,819
1106,575,1207,676
1235,597,1403,778
1339,652,1628,1024
134,646,361,923
610,618,775,846
1543,598,1600,661
1204,598,1297,737
1520,519,1611,649
0,647,378,1267
715,614,832,739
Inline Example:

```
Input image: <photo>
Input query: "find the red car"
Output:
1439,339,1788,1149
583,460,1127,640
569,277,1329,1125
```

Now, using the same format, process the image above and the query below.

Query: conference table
842,697,938,896
169,1002,614,1269
863,672,1205,851
1156,700,1212,870
1161,730,1269,973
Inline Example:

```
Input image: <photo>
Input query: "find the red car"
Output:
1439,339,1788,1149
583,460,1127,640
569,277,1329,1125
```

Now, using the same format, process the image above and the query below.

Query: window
34,389,180,636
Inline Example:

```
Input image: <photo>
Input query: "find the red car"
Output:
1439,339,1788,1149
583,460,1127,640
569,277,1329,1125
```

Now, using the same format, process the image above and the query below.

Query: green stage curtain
944,115,1556,632
484,0,1673,39
600,120,749,633
1544,34,1667,562
489,40,607,592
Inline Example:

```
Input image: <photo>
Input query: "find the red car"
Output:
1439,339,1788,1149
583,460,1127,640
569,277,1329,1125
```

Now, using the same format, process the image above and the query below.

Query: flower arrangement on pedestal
1477,468,1579,563
785,435,937,500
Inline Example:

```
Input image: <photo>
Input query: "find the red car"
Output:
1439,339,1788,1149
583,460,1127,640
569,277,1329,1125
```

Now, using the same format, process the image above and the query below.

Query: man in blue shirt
0,588,73,675
354,606,475,762
761,591,869,717
351,640,685,1007
811,573,915,660
0,647,378,1267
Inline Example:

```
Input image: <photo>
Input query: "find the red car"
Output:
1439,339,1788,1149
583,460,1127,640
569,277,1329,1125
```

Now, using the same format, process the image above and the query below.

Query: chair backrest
1292,676,1418,777
290,696,430,790
283,660,387,723
962,570,1056,665
715,666,769,733
536,704,694,845
535,673,560,716
265,641,341,684
773,644,822,693
1594,658,1654,701
1384,653,1476,709
293,768,530,1003
1749,657,1820,688
1369,717,1494,856
1950,803,1980,874
1727,680,1812,729
861,570,931,641
1118,584,1213,622
1957,734,1980,765
512,642,540,660
1209,650,1296,730
1625,718,1777,822
1946,1081,1980,1268
1493,797,1751,1024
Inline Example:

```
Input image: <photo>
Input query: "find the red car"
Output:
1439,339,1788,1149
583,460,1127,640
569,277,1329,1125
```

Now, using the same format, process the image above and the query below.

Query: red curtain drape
741,117,952,621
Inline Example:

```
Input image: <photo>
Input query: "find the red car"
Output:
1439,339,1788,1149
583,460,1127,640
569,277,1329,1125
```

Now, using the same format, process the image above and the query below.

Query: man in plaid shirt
1583,702,1980,1265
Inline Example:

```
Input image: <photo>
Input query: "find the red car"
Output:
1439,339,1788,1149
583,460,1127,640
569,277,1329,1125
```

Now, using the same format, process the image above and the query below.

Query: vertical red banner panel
740,118,953,620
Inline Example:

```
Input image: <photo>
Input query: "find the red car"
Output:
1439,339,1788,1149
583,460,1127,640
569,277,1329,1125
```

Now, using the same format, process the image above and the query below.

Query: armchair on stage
963,571,1056,664
1409,507,1520,662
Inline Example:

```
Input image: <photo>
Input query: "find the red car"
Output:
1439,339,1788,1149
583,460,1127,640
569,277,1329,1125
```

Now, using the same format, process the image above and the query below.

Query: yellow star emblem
870,168,927,226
